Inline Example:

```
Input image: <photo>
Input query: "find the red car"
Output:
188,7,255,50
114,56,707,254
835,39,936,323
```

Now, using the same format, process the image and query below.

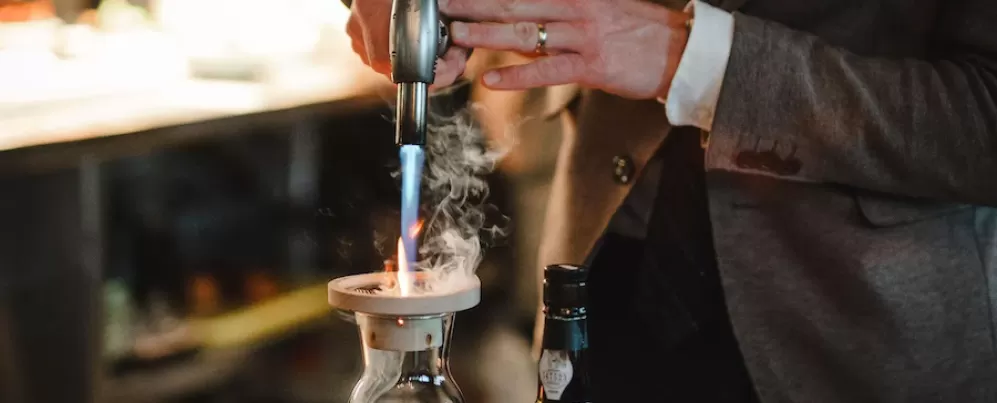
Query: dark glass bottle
536,264,593,403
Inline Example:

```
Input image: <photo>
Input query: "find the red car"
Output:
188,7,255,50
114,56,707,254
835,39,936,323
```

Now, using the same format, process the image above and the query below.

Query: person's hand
443,0,690,100
346,0,472,88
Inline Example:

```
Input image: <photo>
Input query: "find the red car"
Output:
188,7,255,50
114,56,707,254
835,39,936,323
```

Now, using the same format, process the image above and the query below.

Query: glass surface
349,313,464,403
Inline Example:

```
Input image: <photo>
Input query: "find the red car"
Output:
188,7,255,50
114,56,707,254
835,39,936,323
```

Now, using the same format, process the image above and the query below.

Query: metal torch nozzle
390,0,451,146
395,83,428,146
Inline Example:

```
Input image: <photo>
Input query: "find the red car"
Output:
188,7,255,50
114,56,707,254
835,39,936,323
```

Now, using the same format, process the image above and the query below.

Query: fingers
440,0,582,22
481,53,587,90
361,30,390,74
348,18,368,61
432,47,471,89
350,36,366,62
349,11,470,86
347,15,362,38
451,21,584,54
347,16,391,74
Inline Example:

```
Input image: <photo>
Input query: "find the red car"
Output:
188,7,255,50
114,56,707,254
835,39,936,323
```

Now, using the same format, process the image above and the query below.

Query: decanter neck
350,313,463,403
399,347,444,376
356,313,451,354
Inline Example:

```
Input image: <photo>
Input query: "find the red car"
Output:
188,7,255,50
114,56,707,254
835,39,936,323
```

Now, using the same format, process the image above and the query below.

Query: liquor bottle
536,264,594,403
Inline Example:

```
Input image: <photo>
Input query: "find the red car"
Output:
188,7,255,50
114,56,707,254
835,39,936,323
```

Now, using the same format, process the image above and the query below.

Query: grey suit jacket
534,0,997,401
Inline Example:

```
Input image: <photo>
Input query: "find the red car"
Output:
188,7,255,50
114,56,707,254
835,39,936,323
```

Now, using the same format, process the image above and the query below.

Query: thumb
430,47,471,91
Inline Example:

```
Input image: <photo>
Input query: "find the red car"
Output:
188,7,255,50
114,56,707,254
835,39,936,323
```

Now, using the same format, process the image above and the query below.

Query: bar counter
0,55,395,172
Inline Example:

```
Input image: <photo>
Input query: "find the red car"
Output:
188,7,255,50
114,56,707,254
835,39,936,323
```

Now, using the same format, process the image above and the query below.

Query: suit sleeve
704,1,997,206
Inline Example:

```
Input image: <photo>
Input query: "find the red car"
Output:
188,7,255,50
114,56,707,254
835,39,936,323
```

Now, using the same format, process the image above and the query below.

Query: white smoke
415,103,515,293
350,327,403,401
383,103,516,295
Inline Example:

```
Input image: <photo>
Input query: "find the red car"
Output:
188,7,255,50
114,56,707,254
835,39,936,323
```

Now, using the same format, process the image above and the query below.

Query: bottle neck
542,310,587,349
353,343,451,403
356,313,452,373
398,347,444,380
544,305,586,319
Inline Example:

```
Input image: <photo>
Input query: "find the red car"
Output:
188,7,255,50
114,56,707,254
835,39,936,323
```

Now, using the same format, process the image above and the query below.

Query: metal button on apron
612,155,635,184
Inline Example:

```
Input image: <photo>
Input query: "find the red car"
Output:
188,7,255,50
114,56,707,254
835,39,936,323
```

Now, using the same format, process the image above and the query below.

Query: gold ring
535,23,548,55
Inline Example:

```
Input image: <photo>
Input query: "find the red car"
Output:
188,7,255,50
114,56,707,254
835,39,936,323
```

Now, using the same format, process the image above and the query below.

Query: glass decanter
349,312,465,403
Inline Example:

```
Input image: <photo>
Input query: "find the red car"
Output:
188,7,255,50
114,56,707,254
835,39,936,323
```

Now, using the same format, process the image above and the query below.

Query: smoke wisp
387,103,515,295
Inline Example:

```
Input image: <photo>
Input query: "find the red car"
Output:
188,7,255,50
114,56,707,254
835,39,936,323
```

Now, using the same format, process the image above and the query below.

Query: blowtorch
389,0,453,146
340,0,460,267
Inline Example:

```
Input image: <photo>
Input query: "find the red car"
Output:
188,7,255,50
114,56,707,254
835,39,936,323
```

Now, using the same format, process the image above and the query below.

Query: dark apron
585,127,761,402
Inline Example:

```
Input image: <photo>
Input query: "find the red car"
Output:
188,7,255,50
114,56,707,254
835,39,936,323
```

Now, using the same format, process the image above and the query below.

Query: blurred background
0,0,565,401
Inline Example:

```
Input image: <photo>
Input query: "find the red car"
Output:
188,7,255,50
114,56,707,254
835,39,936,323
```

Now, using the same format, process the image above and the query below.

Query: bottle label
539,349,573,400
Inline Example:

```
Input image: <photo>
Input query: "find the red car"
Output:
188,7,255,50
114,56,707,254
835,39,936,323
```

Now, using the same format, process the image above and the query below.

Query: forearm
705,13,997,206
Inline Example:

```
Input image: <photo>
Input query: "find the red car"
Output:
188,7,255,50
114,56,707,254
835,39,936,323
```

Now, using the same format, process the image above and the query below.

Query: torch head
390,0,451,146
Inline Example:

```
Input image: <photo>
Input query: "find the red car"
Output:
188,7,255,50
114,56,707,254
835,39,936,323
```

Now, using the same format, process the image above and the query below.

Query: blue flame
399,145,425,267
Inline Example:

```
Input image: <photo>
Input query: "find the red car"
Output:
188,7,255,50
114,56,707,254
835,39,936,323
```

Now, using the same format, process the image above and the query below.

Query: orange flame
396,237,412,296
408,219,424,239
394,219,424,297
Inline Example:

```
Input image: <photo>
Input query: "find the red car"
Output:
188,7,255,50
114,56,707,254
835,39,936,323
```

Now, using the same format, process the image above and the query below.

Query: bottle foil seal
543,264,589,310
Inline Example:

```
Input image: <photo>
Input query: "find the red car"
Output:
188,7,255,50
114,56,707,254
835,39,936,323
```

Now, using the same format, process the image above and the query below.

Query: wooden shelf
103,347,251,403
191,282,333,350
103,282,336,402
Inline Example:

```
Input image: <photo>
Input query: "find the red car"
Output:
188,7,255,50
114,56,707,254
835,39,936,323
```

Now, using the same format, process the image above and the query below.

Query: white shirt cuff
662,0,735,132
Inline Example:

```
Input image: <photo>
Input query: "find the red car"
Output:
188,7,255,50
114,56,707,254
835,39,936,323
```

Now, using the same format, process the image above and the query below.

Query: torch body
390,0,450,146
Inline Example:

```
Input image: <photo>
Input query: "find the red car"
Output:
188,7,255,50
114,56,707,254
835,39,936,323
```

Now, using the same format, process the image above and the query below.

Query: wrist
655,12,692,100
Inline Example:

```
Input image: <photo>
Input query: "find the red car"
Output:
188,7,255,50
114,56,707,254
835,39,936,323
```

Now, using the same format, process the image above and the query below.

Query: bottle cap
544,264,589,284
543,264,588,309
